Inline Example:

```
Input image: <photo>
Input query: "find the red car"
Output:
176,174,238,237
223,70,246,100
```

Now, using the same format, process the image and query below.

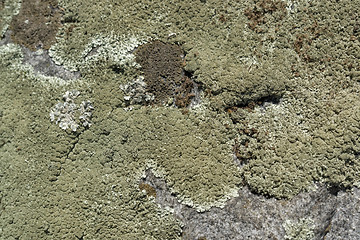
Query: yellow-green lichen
2,0,360,238
284,218,315,240
0,52,183,238
235,0,360,198
68,103,242,212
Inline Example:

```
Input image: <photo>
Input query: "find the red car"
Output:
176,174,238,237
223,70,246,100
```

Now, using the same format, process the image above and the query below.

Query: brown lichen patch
139,182,157,198
233,127,261,165
174,76,195,108
293,22,323,62
135,40,194,107
9,0,62,51
244,0,287,32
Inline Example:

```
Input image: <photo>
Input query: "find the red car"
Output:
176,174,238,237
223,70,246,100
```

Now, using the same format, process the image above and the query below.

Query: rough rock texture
1,0,360,239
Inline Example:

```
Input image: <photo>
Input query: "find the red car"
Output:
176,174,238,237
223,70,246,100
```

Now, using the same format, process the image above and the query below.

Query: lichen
50,90,93,131
284,218,315,240
120,76,155,107
49,32,146,72
0,43,79,87
2,0,360,238
0,0,21,37
9,0,62,50
69,105,242,212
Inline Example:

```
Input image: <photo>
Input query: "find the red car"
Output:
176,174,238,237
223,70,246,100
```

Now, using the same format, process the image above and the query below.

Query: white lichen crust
120,76,155,107
50,90,93,131
49,33,146,72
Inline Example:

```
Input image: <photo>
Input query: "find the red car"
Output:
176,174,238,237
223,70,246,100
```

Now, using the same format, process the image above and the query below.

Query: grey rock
21,46,81,81
143,169,359,240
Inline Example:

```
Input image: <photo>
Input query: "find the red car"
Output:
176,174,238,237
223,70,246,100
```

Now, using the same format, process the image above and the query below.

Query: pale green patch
83,106,242,212
284,218,315,240
0,0,21,37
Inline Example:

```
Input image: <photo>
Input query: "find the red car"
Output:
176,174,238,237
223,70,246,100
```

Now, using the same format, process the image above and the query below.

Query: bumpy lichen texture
238,0,360,198
0,0,21,37
0,44,182,239
69,106,241,211
284,218,315,240
1,0,360,238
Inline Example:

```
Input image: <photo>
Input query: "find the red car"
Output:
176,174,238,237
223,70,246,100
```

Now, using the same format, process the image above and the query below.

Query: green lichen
67,103,241,212
0,47,183,238
284,218,315,240
235,0,360,198
2,0,360,238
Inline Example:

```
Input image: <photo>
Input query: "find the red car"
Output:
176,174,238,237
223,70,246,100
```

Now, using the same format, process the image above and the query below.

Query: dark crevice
110,64,125,74
327,184,345,197
61,16,79,24
226,94,282,111
75,234,84,240
320,209,336,240
65,130,82,160
225,94,282,124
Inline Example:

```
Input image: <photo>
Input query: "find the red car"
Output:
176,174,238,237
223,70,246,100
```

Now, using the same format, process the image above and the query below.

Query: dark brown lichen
139,182,157,198
244,0,287,32
135,40,194,107
9,0,62,51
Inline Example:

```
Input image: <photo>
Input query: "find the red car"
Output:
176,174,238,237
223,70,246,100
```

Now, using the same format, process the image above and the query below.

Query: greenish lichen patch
0,0,21,37
67,103,241,211
232,0,360,198
284,218,315,240
49,0,293,109
2,0,360,238
0,49,183,238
